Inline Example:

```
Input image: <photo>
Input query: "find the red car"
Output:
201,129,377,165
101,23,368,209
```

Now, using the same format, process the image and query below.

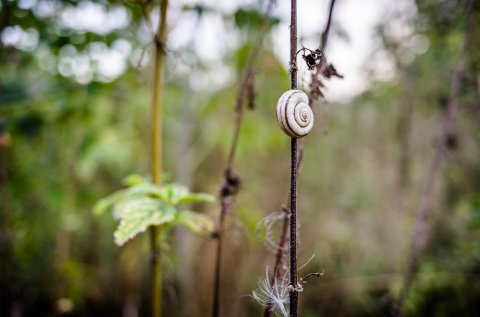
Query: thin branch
289,137,298,317
263,2,338,316
299,272,322,284
212,2,276,317
320,0,336,50
265,2,337,315
397,8,472,314
288,0,298,316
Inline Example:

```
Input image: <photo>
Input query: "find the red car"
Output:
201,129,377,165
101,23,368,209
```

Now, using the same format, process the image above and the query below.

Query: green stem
150,226,162,317
150,1,169,317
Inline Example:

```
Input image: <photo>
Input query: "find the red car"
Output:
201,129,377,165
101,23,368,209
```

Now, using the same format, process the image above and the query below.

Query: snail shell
276,90,314,138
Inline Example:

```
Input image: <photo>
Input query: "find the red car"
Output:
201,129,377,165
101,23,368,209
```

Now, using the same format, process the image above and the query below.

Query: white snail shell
276,90,314,138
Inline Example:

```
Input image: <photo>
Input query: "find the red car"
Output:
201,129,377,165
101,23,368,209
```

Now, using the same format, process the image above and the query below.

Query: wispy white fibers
252,269,289,317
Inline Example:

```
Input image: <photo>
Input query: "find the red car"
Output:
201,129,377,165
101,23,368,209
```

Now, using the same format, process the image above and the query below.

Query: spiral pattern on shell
276,90,314,138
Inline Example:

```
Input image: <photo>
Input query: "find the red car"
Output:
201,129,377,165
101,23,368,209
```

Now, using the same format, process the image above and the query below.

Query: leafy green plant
94,174,216,246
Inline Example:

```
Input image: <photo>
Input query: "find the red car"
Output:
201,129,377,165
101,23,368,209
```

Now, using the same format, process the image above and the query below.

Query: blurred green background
1,0,480,316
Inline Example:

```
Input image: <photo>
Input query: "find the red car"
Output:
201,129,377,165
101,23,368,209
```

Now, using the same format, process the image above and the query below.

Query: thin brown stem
212,198,228,317
212,2,276,317
397,10,472,314
321,0,336,50
226,0,276,168
288,0,299,316
264,1,337,316
289,138,298,317
149,1,169,317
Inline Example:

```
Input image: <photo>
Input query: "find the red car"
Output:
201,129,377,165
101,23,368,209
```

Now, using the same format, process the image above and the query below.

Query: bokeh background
1,0,480,316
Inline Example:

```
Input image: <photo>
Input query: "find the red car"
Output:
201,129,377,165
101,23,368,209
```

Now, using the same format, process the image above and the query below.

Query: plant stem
290,0,298,91
149,1,169,317
289,1,298,317
320,0,336,50
289,139,298,317
265,1,337,316
212,2,276,316
398,27,469,317
212,197,227,317
150,226,162,317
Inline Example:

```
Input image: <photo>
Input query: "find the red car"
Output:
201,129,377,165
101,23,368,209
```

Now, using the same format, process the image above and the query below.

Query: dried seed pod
276,90,314,138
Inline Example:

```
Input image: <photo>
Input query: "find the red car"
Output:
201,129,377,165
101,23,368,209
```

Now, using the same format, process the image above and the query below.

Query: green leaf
114,197,176,246
114,184,168,210
154,184,216,205
94,190,125,216
176,193,216,205
123,174,148,186
116,183,188,206
159,184,189,205
94,184,168,217
176,210,215,237
94,181,216,244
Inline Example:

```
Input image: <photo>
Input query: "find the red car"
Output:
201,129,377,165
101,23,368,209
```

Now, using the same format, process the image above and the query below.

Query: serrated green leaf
94,184,169,217
176,210,215,237
113,198,176,246
176,193,216,205
94,180,217,244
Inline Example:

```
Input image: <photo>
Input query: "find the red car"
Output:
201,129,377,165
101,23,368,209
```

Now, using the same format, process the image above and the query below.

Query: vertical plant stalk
212,2,276,317
289,138,298,317
397,9,472,314
288,1,299,317
264,2,337,316
396,100,413,190
150,1,169,317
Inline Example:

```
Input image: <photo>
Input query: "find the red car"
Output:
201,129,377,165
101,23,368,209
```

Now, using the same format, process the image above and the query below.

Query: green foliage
234,7,280,31
94,175,216,246
175,210,216,237
113,198,176,246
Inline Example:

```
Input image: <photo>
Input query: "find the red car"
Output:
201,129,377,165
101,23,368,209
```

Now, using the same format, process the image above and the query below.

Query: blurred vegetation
0,0,479,316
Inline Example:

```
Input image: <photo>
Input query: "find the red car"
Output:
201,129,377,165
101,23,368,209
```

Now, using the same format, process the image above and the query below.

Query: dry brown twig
211,2,277,317
263,0,341,316
397,4,475,315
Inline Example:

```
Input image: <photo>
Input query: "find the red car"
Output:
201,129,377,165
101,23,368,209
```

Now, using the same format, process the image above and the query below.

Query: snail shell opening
276,90,314,138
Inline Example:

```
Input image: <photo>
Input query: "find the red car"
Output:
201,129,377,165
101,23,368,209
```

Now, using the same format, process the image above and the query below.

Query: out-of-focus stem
149,1,169,317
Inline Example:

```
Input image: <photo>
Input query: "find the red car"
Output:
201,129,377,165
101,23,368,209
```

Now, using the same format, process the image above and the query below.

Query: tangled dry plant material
252,270,290,317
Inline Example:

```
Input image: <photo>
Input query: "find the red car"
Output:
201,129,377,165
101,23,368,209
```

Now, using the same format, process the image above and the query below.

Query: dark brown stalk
264,1,337,316
397,11,472,315
320,0,335,50
212,2,276,317
289,0,298,315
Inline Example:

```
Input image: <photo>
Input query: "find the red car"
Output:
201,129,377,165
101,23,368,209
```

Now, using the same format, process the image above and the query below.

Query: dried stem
289,138,298,317
300,272,322,283
212,2,276,317
264,2,337,316
397,9,472,314
149,1,169,317
288,0,299,316
320,0,335,50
